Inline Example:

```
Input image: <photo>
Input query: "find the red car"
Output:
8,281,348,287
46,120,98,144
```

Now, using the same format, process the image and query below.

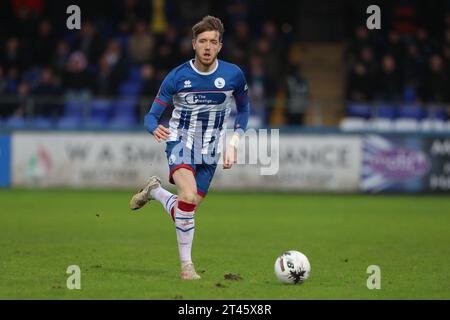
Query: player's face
192,30,222,66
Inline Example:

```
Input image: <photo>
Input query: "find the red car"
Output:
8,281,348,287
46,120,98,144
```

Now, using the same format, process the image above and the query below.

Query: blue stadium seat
109,115,137,129
402,86,417,103
119,81,142,97
6,79,18,92
128,65,142,82
370,118,394,132
90,99,113,122
420,119,447,132
84,119,108,129
5,116,27,129
64,101,84,118
398,104,426,120
31,117,53,129
427,106,448,121
116,35,129,49
114,98,137,117
375,103,397,119
340,117,368,131
346,102,371,119
394,119,420,131
56,116,82,129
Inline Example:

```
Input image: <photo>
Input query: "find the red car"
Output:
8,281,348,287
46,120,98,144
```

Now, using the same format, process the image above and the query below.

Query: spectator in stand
1,37,27,73
154,42,176,72
422,54,449,103
33,20,56,67
403,42,425,82
261,20,283,56
360,46,378,79
224,21,251,69
95,55,120,97
443,44,450,75
0,67,21,118
102,39,128,88
9,3,39,41
285,64,309,125
178,29,194,62
62,51,93,104
375,55,403,103
391,0,419,36
116,0,150,27
0,66,12,118
248,55,270,124
443,28,450,52
116,20,132,48
345,25,371,65
402,42,425,102
139,64,160,98
346,61,372,102
162,25,180,49
128,21,155,65
154,26,181,68
52,40,71,77
12,81,30,118
72,21,105,66
175,0,210,25
0,66,6,95
139,63,167,122
32,67,63,118
384,30,404,62
252,37,280,85
4,67,20,94
415,27,435,60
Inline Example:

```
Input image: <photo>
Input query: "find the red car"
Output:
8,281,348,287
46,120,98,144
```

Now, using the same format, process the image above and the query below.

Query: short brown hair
192,15,224,41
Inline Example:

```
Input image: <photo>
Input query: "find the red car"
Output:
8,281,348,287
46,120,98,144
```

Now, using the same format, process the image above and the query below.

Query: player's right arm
144,71,176,142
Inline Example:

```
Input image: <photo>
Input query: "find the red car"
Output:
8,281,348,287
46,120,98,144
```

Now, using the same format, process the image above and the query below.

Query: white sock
175,201,196,267
150,186,177,218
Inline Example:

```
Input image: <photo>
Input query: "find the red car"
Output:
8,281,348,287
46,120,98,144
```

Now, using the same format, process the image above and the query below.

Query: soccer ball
274,250,311,284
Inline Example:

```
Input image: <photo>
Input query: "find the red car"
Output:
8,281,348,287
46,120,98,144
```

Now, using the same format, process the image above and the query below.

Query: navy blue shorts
165,141,218,197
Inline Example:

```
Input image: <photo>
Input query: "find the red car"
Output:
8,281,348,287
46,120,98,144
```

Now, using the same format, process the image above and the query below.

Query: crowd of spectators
0,0,301,127
345,2,450,117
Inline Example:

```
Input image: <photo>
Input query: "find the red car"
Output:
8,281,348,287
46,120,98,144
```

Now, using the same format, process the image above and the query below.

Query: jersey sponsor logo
184,80,192,88
184,92,226,105
214,77,225,89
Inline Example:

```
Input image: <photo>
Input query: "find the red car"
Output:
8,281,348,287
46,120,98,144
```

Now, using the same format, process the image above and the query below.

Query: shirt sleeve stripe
154,98,170,107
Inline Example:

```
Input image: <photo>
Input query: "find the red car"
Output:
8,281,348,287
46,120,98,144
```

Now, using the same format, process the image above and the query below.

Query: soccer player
129,16,250,280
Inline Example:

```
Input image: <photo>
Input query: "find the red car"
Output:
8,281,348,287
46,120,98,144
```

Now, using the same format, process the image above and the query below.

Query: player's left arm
223,68,250,169
144,70,176,142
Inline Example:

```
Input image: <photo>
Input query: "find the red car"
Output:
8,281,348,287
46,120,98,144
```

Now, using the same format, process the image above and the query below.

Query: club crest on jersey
214,77,225,89
184,80,192,88
169,154,176,165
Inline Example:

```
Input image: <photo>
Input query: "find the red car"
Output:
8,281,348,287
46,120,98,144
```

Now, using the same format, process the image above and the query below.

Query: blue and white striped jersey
145,59,249,155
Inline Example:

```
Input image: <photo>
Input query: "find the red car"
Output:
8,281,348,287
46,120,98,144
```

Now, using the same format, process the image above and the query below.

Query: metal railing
0,94,276,129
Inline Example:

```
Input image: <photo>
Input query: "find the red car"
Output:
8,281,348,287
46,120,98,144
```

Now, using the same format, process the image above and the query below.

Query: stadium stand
1,0,449,132
340,0,450,132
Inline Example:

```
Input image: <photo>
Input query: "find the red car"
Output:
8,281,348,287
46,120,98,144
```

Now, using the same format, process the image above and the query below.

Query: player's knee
179,191,197,204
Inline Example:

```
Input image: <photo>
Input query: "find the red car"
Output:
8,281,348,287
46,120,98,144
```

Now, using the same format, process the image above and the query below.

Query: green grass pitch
1,189,449,299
